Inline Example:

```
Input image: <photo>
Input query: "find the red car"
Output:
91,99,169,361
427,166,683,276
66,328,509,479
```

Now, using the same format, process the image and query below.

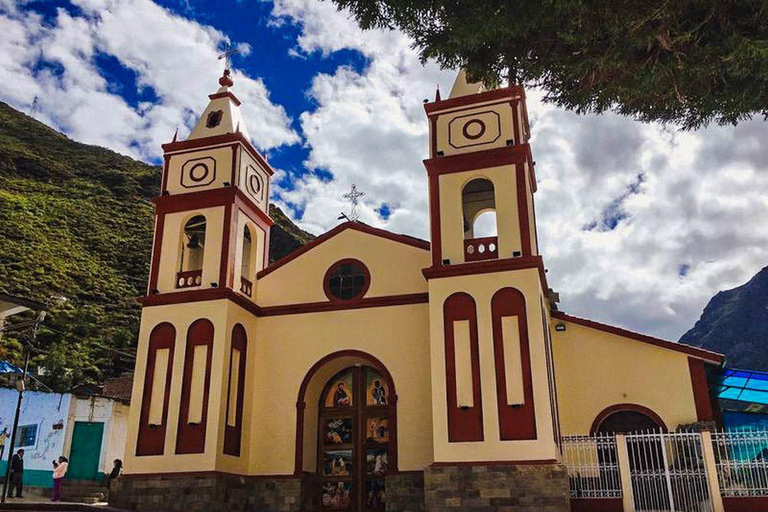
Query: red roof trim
208,91,241,106
260,292,428,317
257,222,430,279
423,256,549,293
551,312,725,364
424,86,524,114
162,132,274,177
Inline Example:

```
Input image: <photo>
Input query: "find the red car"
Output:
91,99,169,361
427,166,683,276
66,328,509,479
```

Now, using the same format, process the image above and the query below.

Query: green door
68,422,104,481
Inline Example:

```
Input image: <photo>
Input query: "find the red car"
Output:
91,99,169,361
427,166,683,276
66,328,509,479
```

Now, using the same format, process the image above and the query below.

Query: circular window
324,259,370,302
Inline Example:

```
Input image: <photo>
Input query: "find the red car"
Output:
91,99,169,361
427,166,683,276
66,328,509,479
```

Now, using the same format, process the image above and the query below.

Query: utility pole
1,311,44,502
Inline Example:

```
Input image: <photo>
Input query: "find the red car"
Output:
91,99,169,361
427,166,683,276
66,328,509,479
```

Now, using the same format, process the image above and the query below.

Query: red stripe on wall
688,357,715,422
723,496,768,512
224,324,247,456
491,288,537,440
136,323,176,456
443,292,483,442
175,319,214,454
570,498,623,512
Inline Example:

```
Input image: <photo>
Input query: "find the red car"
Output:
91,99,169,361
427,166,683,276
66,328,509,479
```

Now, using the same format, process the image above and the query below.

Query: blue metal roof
0,360,22,374
720,368,768,409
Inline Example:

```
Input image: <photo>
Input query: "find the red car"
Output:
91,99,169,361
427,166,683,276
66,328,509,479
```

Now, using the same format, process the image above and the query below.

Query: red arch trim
137,322,176,456
294,350,397,475
590,403,668,435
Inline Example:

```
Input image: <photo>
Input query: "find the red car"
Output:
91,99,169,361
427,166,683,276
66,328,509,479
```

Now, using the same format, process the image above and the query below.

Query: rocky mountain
680,266,768,370
0,102,313,390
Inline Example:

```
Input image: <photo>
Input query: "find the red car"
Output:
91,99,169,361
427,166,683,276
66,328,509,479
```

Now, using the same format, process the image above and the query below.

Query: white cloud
267,0,768,341
0,0,298,160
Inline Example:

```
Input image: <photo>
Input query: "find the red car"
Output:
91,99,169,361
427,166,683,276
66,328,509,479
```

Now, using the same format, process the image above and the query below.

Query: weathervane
339,184,365,222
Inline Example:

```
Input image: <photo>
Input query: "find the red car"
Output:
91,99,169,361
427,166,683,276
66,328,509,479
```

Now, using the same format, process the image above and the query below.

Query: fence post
616,434,635,512
701,431,725,512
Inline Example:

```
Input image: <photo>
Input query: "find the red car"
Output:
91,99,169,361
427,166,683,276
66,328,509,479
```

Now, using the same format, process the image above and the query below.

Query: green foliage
0,102,313,392
332,0,768,129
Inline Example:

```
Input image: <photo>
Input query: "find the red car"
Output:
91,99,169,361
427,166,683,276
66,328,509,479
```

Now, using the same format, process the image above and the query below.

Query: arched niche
295,350,398,475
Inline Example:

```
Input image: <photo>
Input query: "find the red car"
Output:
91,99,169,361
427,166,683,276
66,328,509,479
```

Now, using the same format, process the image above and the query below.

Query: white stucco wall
0,388,71,472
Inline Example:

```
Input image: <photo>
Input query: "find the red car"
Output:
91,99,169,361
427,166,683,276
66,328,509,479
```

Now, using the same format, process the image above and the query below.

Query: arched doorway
591,404,666,435
317,365,395,512
591,405,669,511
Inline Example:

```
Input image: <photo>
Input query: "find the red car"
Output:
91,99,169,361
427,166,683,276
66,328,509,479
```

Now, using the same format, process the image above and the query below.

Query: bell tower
147,69,273,298
124,69,271,476
422,73,568,511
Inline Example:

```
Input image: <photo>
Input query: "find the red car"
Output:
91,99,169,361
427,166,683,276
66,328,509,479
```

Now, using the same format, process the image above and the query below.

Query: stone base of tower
424,462,570,512
109,472,318,512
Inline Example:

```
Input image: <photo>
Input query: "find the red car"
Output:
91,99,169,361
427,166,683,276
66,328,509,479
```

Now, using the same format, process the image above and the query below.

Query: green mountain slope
680,266,768,370
0,102,313,390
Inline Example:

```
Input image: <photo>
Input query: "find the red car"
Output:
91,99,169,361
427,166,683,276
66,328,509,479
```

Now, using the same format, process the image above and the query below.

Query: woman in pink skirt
51,456,68,501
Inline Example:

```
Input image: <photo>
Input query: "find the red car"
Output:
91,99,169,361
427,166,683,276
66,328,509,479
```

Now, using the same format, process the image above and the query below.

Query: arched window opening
473,211,498,238
177,215,206,289
462,179,498,261
240,226,253,297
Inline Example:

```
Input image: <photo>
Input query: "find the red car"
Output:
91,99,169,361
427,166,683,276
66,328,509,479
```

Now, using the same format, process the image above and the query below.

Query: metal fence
625,430,712,512
563,429,768,511
712,428,768,497
562,433,622,498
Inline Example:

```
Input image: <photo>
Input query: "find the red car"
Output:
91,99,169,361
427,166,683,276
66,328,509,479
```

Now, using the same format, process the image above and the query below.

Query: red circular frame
462,119,486,140
323,258,371,303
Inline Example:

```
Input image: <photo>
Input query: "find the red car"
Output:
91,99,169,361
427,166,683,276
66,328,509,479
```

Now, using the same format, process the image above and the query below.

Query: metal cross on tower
342,184,365,222
218,42,240,74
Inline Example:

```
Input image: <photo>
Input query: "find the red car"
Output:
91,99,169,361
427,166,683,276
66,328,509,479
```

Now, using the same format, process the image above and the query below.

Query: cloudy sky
2,0,767,342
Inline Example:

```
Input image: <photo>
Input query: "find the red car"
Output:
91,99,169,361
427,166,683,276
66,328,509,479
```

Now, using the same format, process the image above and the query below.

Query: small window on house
462,178,497,239
180,215,206,273
324,259,370,302
15,424,38,448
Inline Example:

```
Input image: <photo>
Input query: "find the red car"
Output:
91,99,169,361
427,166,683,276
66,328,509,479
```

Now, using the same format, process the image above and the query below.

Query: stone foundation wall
110,471,421,512
110,473,308,512
386,471,425,512
424,462,570,512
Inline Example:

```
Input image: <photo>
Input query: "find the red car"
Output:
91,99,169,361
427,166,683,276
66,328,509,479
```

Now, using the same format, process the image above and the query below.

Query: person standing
51,456,68,502
7,449,24,498
107,459,122,489
0,428,8,460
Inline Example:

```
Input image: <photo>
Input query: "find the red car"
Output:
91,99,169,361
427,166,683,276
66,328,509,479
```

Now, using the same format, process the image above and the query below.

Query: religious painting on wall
365,480,386,509
365,448,388,475
366,370,389,406
323,449,353,476
365,417,389,443
325,371,354,408
322,481,352,509
324,418,353,445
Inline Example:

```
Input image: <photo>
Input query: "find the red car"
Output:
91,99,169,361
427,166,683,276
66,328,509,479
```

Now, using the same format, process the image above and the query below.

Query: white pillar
701,431,725,512
616,434,635,512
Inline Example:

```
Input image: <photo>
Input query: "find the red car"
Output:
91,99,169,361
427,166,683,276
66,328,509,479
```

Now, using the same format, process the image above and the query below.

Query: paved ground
0,497,117,511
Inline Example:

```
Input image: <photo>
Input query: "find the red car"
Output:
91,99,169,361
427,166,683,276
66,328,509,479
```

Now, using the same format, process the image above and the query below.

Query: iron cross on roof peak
340,184,365,222
218,42,241,72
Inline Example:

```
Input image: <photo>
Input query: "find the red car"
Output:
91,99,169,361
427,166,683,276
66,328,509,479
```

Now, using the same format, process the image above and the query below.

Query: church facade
111,70,724,512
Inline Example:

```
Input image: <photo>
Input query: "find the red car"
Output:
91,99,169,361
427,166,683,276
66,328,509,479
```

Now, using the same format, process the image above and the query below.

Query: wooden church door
318,366,395,512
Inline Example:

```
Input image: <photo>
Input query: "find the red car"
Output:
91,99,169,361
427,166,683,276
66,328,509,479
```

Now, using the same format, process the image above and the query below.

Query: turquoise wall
0,460,53,488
